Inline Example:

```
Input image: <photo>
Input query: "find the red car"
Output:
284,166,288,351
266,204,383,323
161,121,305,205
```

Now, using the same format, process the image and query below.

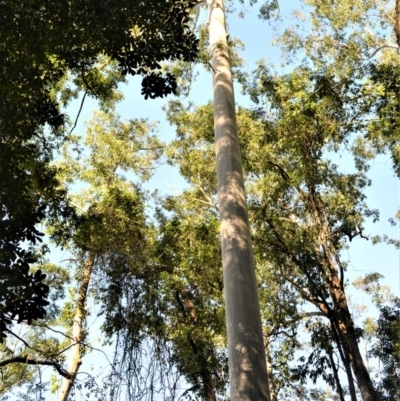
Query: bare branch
299,311,327,319
68,91,87,136
363,43,399,60
6,329,44,355
0,356,72,379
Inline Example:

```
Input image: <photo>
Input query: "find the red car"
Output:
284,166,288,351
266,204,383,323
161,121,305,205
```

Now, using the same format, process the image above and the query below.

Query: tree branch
0,356,72,379
363,43,399,60
68,91,87,136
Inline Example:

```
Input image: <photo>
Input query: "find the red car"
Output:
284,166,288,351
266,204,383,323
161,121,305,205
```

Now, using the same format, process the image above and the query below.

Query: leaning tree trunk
207,1,271,400
58,253,95,401
332,288,377,401
306,180,377,401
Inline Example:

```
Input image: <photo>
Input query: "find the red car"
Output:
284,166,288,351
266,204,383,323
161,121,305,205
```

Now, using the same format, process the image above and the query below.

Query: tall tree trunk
58,253,95,401
207,1,270,400
325,262,376,401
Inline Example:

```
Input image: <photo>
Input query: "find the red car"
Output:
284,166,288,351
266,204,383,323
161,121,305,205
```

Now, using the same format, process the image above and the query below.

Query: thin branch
68,91,87,136
7,327,85,359
31,323,75,341
195,180,219,210
28,323,115,369
282,272,321,308
132,146,166,152
299,311,327,319
60,258,79,264
193,197,219,211
363,43,399,60
68,201,87,213
267,160,290,181
136,162,166,171
6,329,44,355
178,385,200,400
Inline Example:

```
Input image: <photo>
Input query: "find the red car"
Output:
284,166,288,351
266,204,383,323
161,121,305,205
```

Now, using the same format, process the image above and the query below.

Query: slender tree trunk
207,1,270,400
265,339,277,401
58,253,95,401
327,346,345,401
330,319,358,401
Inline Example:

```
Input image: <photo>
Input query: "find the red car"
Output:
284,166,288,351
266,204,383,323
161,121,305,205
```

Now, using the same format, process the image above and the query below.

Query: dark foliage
372,298,400,400
0,0,199,337
368,62,400,176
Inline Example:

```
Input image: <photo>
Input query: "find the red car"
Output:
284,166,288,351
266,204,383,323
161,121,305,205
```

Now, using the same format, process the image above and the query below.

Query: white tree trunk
58,253,95,401
207,1,271,400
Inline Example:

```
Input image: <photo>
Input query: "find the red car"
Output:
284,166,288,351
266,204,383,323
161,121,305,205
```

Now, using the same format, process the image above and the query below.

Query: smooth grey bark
207,1,270,400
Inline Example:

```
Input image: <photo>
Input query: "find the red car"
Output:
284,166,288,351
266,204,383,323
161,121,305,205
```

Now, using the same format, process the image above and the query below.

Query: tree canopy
0,0,199,341
2,1,400,400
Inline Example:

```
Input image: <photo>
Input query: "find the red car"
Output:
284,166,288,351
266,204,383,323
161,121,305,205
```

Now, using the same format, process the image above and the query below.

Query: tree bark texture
207,1,271,400
58,253,95,401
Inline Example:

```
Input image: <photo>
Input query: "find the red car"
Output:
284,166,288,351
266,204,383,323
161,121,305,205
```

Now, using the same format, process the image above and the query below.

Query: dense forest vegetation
1,1,400,400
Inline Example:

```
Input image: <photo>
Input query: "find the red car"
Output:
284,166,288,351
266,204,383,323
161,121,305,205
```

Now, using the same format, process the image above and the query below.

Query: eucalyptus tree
243,63,381,401
164,100,329,400
202,2,271,399
159,1,400,399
